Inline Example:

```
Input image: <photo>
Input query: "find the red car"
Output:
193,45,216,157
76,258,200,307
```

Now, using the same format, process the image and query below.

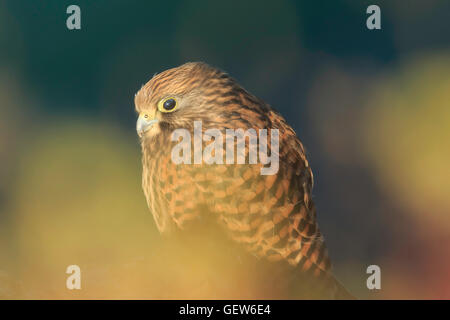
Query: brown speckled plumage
135,62,352,299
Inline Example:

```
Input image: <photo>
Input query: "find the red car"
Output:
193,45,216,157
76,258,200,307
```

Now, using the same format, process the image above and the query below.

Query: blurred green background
0,0,449,299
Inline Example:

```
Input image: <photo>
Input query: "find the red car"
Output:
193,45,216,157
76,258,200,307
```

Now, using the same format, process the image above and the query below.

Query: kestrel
135,62,352,299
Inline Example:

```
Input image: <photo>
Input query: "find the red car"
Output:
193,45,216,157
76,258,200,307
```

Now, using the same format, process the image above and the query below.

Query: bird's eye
158,97,178,113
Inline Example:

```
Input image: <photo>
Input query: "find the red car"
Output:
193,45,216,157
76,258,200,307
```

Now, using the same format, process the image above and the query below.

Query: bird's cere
170,121,279,175
136,114,158,137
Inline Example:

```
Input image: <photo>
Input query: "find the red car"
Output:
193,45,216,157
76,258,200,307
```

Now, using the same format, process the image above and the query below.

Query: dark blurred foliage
0,0,449,299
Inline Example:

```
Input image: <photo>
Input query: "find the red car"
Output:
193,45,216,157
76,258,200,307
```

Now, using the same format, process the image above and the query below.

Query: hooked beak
136,113,158,137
